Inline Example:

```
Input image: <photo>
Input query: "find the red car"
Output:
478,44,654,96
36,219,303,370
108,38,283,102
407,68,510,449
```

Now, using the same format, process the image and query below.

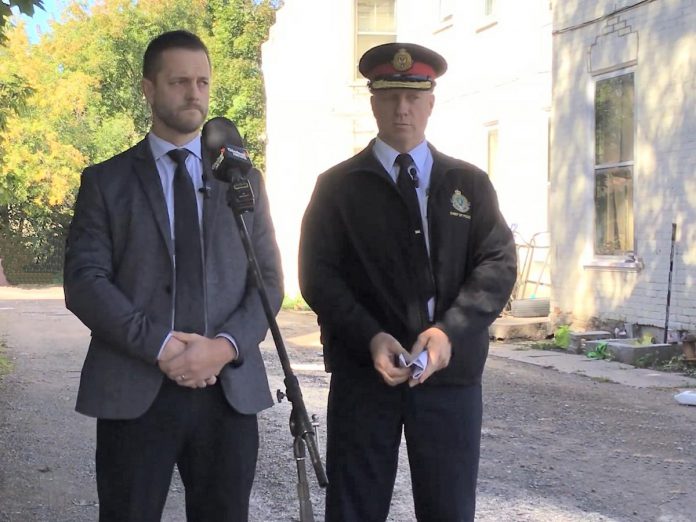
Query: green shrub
587,341,610,360
554,325,571,349
282,294,310,311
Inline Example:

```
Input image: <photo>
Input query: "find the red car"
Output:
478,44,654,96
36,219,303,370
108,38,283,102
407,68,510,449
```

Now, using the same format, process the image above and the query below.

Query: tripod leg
294,436,315,522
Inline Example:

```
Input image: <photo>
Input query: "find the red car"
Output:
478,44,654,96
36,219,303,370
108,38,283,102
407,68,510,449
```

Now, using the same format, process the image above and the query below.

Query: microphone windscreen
201,117,244,164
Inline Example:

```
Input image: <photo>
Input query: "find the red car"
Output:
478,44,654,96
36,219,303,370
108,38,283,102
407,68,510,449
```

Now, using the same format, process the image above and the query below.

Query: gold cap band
369,79,434,90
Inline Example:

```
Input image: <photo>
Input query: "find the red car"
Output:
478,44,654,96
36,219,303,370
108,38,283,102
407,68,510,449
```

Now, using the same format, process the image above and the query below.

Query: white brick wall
550,0,696,331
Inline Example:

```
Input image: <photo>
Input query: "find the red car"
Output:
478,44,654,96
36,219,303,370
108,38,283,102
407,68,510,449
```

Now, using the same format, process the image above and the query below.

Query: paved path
490,343,696,389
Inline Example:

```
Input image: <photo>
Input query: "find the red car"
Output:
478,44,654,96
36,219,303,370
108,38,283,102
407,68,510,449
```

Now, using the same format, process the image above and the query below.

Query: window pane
595,167,634,255
438,0,455,20
595,73,634,165
356,0,396,78
357,0,396,33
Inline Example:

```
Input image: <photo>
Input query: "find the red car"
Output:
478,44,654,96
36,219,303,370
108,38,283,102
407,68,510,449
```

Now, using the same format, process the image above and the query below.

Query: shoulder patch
451,190,470,213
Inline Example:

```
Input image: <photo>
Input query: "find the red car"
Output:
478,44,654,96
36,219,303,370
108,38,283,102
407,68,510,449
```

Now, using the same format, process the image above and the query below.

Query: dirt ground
1,287,696,521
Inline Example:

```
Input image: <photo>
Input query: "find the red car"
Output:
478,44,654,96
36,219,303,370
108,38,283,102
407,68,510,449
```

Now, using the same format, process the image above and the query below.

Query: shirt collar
373,137,430,176
147,131,202,162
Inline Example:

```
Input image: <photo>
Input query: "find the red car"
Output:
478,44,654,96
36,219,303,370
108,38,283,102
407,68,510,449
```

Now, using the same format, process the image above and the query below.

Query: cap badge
451,190,471,215
391,48,413,72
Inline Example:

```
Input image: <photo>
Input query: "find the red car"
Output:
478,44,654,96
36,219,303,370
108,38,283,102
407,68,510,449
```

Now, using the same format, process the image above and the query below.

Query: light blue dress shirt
147,132,238,361
148,132,205,230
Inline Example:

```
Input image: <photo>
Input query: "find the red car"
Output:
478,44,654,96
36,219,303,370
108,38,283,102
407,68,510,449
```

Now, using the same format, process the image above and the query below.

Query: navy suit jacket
64,137,283,419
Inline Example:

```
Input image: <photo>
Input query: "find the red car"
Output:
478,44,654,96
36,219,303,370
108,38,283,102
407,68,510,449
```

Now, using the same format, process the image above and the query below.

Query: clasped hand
158,333,237,389
369,327,451,388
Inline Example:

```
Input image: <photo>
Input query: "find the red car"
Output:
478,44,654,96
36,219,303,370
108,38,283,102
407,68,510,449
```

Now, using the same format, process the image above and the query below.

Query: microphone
407,166,419,188
201,117,253,182
199,173,211,199
201,117,255,213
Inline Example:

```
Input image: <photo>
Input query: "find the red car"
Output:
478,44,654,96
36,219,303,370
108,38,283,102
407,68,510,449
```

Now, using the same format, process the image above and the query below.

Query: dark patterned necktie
394,153,435,309
167,149,205,334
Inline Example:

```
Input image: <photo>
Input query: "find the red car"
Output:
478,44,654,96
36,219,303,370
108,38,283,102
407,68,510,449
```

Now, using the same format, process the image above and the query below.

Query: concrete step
584,338,682,365
489,314,550,341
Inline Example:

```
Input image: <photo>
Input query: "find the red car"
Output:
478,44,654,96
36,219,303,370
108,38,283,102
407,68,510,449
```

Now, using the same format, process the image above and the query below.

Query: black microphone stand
223,172,328,521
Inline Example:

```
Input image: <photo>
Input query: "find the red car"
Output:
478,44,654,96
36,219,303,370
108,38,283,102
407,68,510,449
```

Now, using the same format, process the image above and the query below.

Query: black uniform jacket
299,141,517,386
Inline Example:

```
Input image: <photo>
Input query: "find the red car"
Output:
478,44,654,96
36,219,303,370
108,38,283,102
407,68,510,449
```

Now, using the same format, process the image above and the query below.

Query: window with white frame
355,0,396,79
477,0,498,32
436,0,455,22
594,72,634,256
486,125,499,180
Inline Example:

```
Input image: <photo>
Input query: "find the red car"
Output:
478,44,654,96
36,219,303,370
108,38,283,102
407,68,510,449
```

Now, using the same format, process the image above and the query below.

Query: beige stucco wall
264,0,552,295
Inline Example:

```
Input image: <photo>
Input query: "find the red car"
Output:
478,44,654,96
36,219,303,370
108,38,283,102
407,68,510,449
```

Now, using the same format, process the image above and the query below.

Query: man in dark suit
299,43,517,521
64,30,283,521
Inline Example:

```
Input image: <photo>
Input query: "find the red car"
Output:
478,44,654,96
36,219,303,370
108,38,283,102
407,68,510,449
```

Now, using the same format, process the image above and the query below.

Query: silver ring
178,374,186,381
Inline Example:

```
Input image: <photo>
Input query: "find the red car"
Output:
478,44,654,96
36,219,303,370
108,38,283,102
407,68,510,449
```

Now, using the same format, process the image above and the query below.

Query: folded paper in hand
398,351,428,379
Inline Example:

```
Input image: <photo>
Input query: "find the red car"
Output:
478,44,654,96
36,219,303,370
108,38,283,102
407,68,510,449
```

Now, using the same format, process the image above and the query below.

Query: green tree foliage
0,72,32,129
208,0,276,168
0,0,277,283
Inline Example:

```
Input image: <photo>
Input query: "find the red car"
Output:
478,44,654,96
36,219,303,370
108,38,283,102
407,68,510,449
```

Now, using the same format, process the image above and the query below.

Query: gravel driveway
1,287,695,521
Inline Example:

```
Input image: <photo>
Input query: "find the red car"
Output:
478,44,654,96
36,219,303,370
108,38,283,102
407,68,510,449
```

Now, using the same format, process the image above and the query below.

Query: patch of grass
526,340,568,353
651,356,696,378
634,353,658,368
282,294,311,311
0,342,13,377
590,376,612,383
528,341,560,351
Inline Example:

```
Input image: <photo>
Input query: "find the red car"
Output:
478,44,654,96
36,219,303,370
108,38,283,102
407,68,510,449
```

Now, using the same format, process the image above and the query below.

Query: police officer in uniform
299,42,517,521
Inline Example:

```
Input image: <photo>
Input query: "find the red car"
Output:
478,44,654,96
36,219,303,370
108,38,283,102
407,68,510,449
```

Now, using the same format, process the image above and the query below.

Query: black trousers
96,379,259,522
325,369,482,522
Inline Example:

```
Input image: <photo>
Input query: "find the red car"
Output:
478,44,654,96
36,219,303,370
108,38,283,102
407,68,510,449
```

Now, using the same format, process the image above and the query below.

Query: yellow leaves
41,136,84,205
34,70,98,120
1,40,93,208
0,114,85,207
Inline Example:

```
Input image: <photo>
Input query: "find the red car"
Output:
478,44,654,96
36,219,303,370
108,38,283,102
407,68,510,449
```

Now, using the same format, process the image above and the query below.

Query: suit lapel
133,139,174,256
